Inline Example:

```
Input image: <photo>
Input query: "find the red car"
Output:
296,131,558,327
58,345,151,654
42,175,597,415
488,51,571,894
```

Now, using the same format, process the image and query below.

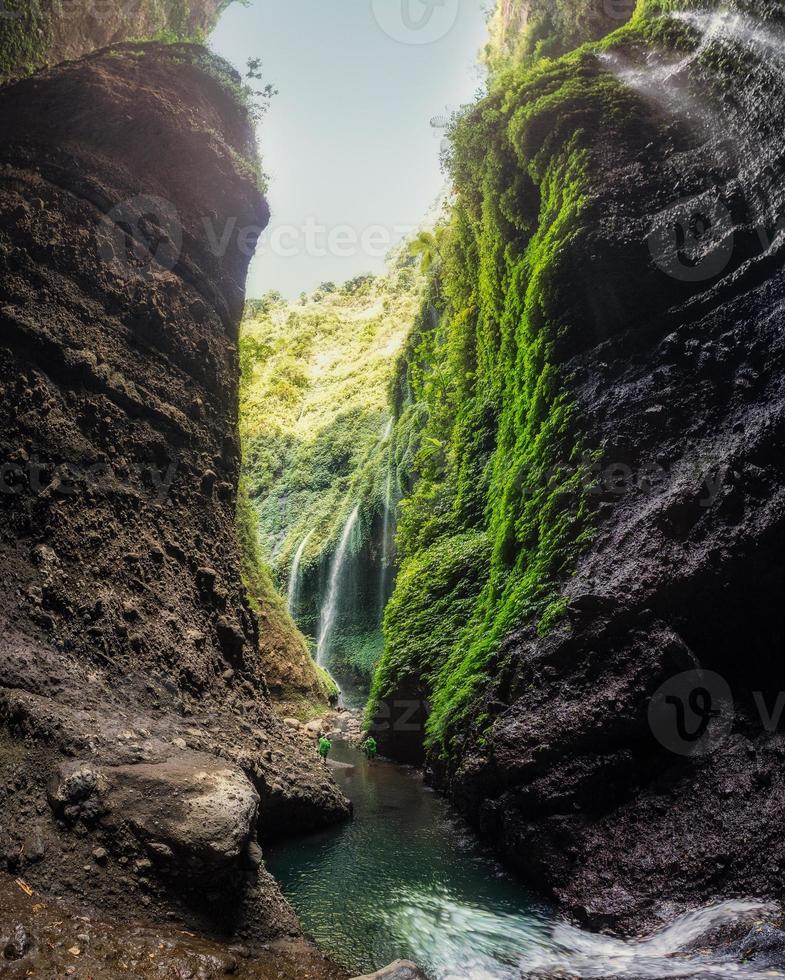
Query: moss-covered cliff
370,0,785,926
0,0,233,84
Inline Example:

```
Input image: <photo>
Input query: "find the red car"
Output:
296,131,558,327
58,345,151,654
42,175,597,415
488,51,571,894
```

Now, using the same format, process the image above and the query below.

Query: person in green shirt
318,735,332,762
362,735,377,760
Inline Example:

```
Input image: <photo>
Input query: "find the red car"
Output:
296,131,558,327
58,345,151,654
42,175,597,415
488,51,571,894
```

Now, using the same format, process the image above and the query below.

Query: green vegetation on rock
236,476,336,709
239,258,425,685
368,1,681,755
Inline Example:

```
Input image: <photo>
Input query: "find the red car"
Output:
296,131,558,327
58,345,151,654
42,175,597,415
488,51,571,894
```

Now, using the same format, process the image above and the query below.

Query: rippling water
265,741,782,979
265,739,552,977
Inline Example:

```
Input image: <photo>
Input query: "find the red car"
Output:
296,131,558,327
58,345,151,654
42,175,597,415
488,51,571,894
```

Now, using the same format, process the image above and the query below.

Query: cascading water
315,505,360,667
378,417,395,622
286,530,313,614
378,462,394,622
518,900,782,979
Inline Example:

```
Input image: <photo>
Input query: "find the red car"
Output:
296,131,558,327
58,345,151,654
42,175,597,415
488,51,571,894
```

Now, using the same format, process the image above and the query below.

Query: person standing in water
318,734,332,763
362,735,377,761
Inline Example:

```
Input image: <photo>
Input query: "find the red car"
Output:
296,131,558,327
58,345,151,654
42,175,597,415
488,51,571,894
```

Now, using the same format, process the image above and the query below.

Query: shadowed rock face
423,0,785,934
0,43,349,942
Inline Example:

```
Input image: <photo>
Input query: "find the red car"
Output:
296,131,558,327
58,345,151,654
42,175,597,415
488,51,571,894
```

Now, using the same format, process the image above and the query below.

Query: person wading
318,734,332,763
362,735,377,761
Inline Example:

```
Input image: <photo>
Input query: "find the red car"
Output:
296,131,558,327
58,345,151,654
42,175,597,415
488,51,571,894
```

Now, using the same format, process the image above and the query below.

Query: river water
265,738,552,978
265,737,785,979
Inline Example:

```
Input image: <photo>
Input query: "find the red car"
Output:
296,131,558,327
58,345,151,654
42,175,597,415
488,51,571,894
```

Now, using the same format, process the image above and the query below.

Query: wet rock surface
0,42,349,945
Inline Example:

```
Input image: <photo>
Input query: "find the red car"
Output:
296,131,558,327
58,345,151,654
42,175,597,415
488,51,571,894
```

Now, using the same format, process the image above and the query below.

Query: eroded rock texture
0,43,349,941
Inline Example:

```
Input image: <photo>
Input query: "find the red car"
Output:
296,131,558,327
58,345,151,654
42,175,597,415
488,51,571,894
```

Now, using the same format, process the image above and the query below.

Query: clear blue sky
210,0,490,298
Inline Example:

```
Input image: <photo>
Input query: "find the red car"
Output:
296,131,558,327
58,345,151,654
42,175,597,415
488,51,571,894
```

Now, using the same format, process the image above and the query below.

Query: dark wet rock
408,0,785,936
3,924,31,960
735,923,785,970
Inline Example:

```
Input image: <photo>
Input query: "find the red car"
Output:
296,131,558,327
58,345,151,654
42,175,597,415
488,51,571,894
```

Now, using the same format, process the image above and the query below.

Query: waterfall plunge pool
265,738,552,978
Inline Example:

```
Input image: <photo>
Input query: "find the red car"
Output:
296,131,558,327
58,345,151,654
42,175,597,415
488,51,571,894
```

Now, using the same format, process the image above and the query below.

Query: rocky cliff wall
0,42,349,944
0,0,232,84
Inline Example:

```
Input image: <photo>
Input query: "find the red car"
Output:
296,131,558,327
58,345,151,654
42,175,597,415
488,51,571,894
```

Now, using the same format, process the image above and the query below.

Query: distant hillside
239,256,425,686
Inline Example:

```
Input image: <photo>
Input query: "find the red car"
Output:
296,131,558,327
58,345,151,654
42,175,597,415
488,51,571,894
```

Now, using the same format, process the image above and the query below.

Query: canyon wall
0,0,232,84
0,41,349,943
371,0,785,929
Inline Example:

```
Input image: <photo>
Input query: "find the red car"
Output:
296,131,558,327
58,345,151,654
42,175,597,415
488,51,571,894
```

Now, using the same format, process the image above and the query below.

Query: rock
92,847,108,866
146,841,175,862
47,765,105,825
736,924,785,970
23,825,46,863
305,720,323,735
245,841,263,869
106,753,260,874
216,616,245,659
283,718,302,730
350,961,427,980
0,39,349,941
3,925,31,961
195,567,218,594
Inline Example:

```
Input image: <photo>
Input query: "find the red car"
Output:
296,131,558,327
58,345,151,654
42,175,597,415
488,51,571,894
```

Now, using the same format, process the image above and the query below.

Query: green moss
0,0,52,85
367,530,491,730
236,477,335,705
0,0,241,85
368,41,663,755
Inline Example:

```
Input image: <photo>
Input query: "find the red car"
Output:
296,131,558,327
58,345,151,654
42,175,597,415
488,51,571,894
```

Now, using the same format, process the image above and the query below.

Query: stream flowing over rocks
0,41,349,947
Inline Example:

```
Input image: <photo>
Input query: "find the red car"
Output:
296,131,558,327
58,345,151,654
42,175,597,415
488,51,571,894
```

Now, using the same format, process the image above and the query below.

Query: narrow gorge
3,1,785,978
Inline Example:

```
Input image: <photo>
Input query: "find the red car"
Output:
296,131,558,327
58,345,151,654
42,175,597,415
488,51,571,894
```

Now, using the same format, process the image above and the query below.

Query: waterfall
316,505,360,667
378,458,394,621
287,530,313,615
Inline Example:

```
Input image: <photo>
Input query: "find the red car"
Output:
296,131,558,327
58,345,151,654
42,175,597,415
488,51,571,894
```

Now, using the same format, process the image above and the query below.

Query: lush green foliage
236,476,334,704
369,32,664,753
239,261,425,683
0,0,51,83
